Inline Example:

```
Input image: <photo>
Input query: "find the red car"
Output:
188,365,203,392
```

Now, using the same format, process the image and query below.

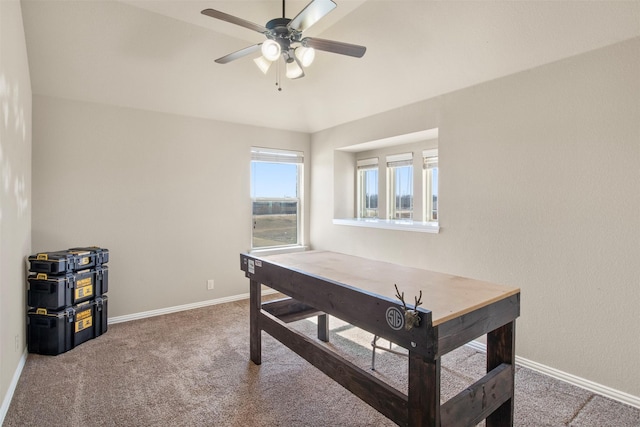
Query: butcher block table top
262,250,520,326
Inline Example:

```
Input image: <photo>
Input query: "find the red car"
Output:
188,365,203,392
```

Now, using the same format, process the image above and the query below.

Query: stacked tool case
27,247,109,355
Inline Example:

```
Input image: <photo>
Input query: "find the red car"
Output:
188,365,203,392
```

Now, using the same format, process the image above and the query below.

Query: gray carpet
5,298,639,426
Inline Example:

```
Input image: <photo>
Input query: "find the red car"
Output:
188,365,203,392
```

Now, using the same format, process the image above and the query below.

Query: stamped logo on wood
386,307,404,330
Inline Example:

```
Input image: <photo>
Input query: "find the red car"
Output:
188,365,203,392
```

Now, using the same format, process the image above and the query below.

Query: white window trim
386,152,413,165
422,149,439,223
387,152,414,220
357,157,379,219
422,148,438,158
249,245,309,256
332,218,439,233
357,157,379,168
250,147,305,250
251,147,303,163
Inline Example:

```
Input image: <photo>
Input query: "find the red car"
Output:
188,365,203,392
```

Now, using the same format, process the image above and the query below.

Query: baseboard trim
0,349,28,425
466,340,640,409
108,289,279,325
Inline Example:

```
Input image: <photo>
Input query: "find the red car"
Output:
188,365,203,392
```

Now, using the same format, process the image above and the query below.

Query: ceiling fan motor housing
265,17,291,31
265,17,299,53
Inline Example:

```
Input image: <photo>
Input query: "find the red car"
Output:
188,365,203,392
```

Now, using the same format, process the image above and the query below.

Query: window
337,128,439,233
357,158,378,218
387,153,414,219
251,147,303,249
423,149,438,223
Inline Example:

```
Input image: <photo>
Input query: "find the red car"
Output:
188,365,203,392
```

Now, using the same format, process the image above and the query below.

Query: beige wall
0,0,32,414
310,38,640,397
31,96,310,317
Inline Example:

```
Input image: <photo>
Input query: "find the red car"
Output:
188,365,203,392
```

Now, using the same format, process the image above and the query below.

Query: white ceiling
21,0,640,133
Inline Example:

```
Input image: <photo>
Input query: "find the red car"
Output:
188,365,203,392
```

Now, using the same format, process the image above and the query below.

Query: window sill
332,218,440,233
249,245,309,256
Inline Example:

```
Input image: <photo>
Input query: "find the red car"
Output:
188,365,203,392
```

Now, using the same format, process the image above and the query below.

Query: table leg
486,321,516,427
317,314,329,342
250,279,261,365
408,352,440,426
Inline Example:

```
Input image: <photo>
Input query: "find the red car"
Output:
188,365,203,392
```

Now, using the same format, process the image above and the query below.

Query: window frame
422,149,439,224
250,147,304,251
386,152,414,220
356,158,379,219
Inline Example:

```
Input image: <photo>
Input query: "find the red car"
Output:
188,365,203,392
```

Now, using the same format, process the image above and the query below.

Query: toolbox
27,266,109,310
27,296,108,355
68,246,110,266
28,247,109,274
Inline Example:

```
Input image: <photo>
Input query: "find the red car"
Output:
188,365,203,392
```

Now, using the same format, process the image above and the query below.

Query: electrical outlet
207,279,214,290
15,334,19,352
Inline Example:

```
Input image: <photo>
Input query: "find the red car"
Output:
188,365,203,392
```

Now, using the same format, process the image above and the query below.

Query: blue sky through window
251,162,297,198
365,169,378,196
395,166,413,197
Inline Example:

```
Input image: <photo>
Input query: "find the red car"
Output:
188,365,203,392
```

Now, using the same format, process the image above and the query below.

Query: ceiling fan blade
288,0,337,32
301,37,366,58
201,9,267,34
215,44,262,64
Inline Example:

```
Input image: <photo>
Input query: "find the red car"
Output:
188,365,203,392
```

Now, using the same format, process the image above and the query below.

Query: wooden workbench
240,250,520,427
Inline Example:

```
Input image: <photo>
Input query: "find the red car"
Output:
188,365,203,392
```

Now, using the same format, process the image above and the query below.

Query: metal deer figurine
394,284,423,331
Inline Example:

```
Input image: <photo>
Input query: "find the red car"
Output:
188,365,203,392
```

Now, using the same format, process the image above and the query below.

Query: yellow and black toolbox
69,246,109,265
27,266,109,310
27,296,108,355
28,247,109,275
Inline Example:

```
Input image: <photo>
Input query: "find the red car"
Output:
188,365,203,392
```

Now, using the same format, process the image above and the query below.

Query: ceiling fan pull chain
276,58,282,91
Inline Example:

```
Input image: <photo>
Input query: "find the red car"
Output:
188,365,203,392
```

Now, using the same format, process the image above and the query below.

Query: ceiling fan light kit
261,39,281,61
295,46,315,67
253,55,272,74
201,0,366,89
286,60,304,79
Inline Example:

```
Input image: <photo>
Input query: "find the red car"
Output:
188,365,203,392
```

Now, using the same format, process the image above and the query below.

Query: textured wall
310,38,640,397
0,0,32,415
31,96,310,317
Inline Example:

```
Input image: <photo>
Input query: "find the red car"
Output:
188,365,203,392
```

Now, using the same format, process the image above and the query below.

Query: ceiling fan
201,0,366,81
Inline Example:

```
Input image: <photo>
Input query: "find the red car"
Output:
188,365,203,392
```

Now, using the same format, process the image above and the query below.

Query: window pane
359,168,378,218
422,150,438,222
423,162,438,222
431,168,438,220
392,165,413,219
251,157,300,249
252,201,298,248
251,162,298,198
